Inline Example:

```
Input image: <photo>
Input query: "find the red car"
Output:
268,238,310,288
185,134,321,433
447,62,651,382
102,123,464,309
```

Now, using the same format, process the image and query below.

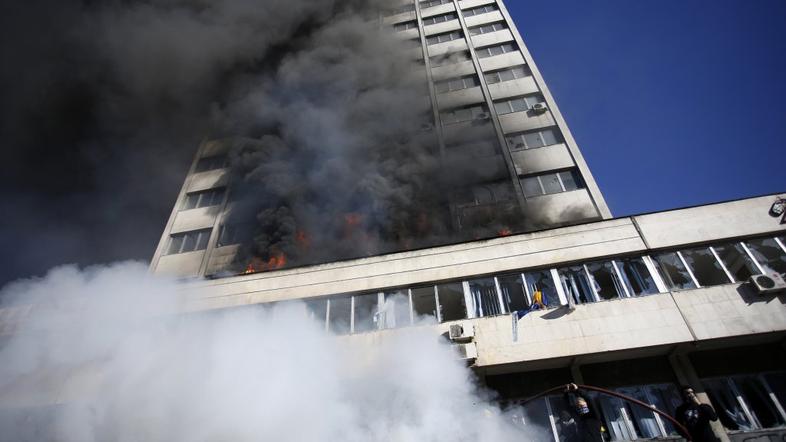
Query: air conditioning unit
531,102,548,115
749,273,786,294
455,342,478,363
475,112,490,120
448,323,474,342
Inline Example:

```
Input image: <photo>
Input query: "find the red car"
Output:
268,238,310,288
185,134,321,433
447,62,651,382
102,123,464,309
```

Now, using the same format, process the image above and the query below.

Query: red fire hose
517,383,692,441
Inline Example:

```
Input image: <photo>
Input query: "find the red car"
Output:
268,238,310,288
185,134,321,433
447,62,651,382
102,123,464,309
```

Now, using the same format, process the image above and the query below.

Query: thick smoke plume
1,0,528,283
0,264,536,441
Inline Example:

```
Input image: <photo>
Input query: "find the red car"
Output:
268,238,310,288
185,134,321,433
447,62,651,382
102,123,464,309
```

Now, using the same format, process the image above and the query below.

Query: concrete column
668,352,731,442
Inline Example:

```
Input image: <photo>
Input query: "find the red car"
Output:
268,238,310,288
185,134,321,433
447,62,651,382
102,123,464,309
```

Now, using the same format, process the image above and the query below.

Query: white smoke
0,262,533,441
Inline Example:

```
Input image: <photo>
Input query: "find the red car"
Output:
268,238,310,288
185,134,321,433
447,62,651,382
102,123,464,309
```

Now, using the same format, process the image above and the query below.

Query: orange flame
295,230,311,249
498,227,512,237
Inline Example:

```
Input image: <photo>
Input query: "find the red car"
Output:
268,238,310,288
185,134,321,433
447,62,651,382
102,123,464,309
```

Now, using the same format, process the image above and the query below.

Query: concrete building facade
148,0,611,280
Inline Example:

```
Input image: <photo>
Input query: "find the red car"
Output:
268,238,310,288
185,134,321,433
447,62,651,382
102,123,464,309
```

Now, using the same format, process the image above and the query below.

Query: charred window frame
462,4,498,17
166,229,211,255
476,42,517,58
422,12,457,26
468,21,507,36
434,74,479,93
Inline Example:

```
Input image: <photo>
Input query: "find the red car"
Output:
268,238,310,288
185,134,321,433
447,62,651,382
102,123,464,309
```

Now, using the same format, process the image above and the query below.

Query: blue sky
506,0,786,216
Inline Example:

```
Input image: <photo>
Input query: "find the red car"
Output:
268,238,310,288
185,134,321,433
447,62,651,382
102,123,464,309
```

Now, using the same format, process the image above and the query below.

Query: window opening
440,104,488,125
497,273,528,313
463,4,498,17
429,50,471,66
524,269,560,306
745,237,786,275
713,243,761,282
615,257,659,296
434,74,479,93
411,286,439,322
304,299,327,330
327,296,352,335
420,0,450,8
166,229,211,255
426,30,463,46
381,290,412,329
469,21,507,36
394,20,418,31
194,154,228,172
485,65,530,84
466,277,502,317
476,42,517,58
422,12,456,25
584,261,627,300
680,247,732,286
703,378,755,431
651,252,697,290
559,265,596,304
436,282,467,322
182,187,225,210
506,127,560,150
353,293,379,333
494,95,542,115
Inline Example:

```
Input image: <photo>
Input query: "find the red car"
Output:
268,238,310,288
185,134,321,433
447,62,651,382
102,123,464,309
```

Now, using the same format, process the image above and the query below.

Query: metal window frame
709,245,736,283
740,241,767,275
611,259,633,298
642,255,670,293
676,250,702,288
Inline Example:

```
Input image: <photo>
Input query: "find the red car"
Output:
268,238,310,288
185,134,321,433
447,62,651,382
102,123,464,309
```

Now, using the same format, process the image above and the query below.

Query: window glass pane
353,293,378,333
541,128,558,145
522,132,544,149
436,282,467,322
524,270,560,306
327,297,352,335
181,232,196,252
735,375,785,428
304,299,327,327
586,261,625,300
646,384,682,436
521,176,542,197
652,252,697,290
593,393,637,441
714,243,760,282
746,238,786,275
183,194,198,210
517,398,554,442
559,266,594,304
498,273,528,313
510,98,529,112
703,379,755,431
616,257,659,296
411,286,438,322
559,171,578,191
467,278,502,317
499,69,515,82
540,174,562,194
617,386,662,438
195,230,210,251
167,235,184,255
681,247,731,286
494,101,511,114
763,372,786,420
381,290,411,329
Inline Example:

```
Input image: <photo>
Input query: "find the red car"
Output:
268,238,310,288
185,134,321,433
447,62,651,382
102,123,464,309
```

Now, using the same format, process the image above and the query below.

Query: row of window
440,103,488,125
419,0,450,9
393,20,418,31
422,12,456,26
166,229,212,255
521,170,581,198
426,29,463,45
463,3,498,17
506,127,560,151
274,234,786,334
484,65,530,84
389,2,498,25
469,21,506,36
182,187,225,210
494,94,543,115
434,65,530,96
440,94,544,125
434,74,479,93
517,372,786,441
194,154,228,172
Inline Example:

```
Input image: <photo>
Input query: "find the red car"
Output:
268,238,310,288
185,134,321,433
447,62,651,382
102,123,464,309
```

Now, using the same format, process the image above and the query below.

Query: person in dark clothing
563,384,604,442
674,386,721,442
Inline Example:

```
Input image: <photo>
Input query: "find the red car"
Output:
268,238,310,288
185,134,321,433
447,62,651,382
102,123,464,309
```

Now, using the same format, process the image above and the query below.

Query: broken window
615,257,659,296
745,237,786,275
703,378,755,431
558,265,595,304
353,293,379,333
436,282,466,322
440,104,487,125
381,290,411,329
524,269,560,306
182,187,225,210
466,277,503,317
651,252,697,290
680,247,731,286
327,296,351,335
411,286,438,322
585,260,627,300
713,243,760,282
497,273,528,313
734,375,786,429
703,375,786,431
612,384,683,439
429,50,471,67
304,298,327,329
166,229,211,255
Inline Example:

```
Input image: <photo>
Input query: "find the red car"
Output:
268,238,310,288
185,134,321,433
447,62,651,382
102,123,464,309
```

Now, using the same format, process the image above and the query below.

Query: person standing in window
675,386,721,442
563,384,604,442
